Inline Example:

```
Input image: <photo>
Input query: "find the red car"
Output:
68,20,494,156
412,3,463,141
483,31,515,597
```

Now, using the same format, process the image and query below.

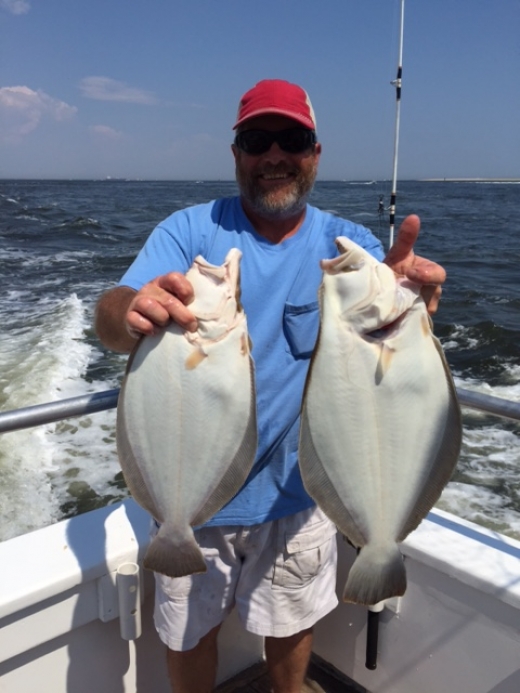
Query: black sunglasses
234,128,317,155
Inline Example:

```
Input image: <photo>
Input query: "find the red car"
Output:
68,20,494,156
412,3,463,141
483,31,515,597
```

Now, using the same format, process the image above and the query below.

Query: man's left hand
383,214,446,314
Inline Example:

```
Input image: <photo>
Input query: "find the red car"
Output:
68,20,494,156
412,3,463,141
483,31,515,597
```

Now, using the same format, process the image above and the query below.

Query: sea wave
1,178,519,542
0,294,124,541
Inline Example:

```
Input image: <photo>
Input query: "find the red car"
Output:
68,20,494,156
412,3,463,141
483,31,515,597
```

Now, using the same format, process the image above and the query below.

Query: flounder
299,237,462,605
117,249,257,578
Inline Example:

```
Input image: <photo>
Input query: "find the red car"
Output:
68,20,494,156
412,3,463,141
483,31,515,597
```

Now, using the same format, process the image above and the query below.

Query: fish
116,248,257,578
298,237,462,606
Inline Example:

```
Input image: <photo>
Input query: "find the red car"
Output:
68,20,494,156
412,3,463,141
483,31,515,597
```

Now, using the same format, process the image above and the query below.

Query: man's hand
95,272,196,353
126,272,197,339
383,214,446,314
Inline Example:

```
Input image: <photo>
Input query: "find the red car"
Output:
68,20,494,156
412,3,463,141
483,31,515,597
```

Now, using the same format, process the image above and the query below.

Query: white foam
437,483,520,540
441,324,480,351
439,373,520,540
0,294,126,541
2,294,519,543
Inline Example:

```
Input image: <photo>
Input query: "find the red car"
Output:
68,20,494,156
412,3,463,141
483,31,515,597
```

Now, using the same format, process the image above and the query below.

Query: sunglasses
234,128,317,155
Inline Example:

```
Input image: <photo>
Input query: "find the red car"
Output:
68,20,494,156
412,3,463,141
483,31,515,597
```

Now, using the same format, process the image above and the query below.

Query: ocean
1,179,519,542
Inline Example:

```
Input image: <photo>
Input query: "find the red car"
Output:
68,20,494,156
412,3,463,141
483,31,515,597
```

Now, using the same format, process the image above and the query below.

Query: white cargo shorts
153,505,339,651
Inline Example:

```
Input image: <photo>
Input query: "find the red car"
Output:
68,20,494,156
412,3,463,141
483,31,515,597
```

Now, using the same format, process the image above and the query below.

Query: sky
0,0,519,181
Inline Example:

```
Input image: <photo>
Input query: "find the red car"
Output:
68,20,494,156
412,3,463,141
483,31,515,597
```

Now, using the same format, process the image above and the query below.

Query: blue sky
1,0,518,180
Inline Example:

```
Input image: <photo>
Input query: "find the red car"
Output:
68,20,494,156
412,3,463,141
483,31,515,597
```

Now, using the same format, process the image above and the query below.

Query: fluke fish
117,249,257,578
299,237,462,606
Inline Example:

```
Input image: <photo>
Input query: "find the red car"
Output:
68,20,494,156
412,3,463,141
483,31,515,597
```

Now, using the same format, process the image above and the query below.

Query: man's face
232,115,321,221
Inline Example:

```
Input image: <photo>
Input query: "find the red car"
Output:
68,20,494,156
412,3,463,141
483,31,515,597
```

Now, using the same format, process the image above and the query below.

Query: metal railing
0,387,519,435
0,389,120,433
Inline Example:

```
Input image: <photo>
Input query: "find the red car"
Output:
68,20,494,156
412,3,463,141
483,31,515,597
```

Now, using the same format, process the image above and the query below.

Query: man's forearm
95,286,138,353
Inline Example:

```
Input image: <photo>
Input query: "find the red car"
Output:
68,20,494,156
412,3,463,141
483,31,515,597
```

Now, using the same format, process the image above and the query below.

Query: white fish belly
299,238,462,604
116,249,257,577
118,320,255,530
303,301,454,543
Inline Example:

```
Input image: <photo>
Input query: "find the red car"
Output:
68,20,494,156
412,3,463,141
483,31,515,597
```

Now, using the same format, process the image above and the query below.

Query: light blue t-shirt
119,196,384,526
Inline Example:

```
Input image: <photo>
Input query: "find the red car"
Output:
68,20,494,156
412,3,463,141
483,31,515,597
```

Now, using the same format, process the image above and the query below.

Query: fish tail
143,524,207,578
342,542,406,606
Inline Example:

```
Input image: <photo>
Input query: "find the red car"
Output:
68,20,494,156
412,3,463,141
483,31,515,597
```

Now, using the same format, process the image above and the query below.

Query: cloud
0,0,30,14
79,76,157,104
89,125,125,141
0,86,77,143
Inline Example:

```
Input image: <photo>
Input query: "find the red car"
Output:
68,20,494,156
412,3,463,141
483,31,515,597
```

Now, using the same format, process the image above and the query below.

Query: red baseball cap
233,79,317,131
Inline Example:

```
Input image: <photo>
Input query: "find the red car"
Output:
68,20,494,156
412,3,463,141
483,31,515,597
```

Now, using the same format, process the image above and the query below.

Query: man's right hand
126,272,197,339
94,272,196,353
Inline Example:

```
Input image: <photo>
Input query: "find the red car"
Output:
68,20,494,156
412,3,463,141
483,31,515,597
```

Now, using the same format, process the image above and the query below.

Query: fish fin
116,382,162,519
375,343,395,383
143,523,207,578
397,338,463,541
241,332,254,355
343,543,406,605
299,404,365,547
421,312,433,337
124,335,145,375
185,348,207,370
191,356,258,527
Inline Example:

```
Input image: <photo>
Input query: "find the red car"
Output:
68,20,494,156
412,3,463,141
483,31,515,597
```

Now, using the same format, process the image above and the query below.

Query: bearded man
95,79,445,693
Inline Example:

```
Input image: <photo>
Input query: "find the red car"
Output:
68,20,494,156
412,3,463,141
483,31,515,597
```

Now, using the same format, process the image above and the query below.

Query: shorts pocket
283,301,320,358
272,511,337,589
155,571,195,600
272,545,322,589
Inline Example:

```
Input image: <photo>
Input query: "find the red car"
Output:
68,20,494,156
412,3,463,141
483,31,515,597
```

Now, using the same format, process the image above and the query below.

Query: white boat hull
0,500,263,692
0,499,519,692
314,511,520,692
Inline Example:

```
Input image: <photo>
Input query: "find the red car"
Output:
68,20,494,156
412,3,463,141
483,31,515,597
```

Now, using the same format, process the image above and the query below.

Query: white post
116,562,142,640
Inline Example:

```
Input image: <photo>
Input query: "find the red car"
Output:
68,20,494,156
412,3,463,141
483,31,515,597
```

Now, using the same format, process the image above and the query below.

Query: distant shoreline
1,177,519,183
418,178,520,183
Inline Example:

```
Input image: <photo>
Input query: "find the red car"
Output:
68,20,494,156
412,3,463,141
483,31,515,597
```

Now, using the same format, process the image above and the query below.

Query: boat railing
0,389,120,433
0,386,519,434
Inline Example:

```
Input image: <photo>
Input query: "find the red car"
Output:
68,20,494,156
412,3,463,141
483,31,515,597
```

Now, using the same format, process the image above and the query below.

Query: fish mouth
188,249,243,327
321,253,362,274
320,238,366,274
364,314,406,340
194,249,241,286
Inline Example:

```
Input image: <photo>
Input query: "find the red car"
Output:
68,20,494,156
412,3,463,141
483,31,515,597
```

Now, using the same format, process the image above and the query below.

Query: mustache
257,164,298,177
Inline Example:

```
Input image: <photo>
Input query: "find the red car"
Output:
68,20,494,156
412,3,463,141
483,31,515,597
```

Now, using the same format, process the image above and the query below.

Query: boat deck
215,654,367,693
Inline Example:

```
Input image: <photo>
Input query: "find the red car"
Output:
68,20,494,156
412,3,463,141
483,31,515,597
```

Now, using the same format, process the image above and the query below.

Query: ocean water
0,179,519,542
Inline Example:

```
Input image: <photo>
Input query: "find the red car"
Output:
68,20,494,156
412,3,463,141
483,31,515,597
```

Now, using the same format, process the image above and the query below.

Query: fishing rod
366,0,406,670
388,0,405,249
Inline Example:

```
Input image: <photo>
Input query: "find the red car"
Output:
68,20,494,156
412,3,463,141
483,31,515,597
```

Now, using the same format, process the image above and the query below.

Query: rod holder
116,562,142,640
365,609,380,670
365,600,385,670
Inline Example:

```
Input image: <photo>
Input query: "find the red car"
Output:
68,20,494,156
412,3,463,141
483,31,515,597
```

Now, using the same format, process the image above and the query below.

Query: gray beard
236,164,317,221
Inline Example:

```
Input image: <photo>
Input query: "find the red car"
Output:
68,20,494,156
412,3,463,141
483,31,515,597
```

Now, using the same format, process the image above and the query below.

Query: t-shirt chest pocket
283,301,320,358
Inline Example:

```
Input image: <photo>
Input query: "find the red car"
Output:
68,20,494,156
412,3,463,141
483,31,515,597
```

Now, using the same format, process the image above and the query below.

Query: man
95,79,445,693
